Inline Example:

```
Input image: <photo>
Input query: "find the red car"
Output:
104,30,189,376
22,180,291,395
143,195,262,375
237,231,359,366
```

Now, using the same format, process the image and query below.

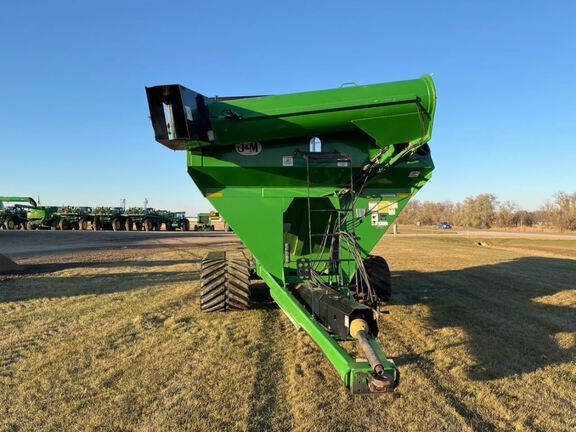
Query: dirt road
0,230,239,257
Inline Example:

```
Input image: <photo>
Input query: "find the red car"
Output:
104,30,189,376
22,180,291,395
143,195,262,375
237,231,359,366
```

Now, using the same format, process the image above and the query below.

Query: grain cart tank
146,75,436,393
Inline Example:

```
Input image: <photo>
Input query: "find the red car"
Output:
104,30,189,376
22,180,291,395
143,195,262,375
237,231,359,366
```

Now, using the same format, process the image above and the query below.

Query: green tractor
55,206,93,230
93,207,125,231
0,197,37,230
146,74,436,393
193,212,214,231
164,211,190,231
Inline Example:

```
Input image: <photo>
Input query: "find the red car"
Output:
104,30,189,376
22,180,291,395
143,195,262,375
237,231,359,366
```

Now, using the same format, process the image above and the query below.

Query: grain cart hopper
0,197,37,230
146,75,436,393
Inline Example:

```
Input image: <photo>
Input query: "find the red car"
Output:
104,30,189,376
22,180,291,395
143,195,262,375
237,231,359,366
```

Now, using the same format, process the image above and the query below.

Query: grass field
1,236,575,431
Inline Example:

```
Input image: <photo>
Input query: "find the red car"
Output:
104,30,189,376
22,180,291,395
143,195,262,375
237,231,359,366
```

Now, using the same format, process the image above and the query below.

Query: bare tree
551,192,576,231
512,210,534,227
461,194,498,228
396,192,574,231
495,200,519,227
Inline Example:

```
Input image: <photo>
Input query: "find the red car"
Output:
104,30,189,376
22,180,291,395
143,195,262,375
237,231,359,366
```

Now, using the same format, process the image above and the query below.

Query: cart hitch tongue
350,319,395,391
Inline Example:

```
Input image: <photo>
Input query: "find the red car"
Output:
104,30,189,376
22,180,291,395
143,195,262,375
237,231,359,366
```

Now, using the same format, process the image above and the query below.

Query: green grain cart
146,74,436,393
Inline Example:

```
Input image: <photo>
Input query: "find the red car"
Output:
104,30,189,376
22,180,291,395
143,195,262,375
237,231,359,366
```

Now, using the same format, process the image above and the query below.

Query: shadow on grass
19,259,203,274
392,256,576,381
249,282,278,310
0,270,200,302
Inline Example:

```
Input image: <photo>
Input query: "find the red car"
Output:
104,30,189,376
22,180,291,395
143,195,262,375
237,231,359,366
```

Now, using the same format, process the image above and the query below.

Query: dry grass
1,237,574,432
473,238,576,259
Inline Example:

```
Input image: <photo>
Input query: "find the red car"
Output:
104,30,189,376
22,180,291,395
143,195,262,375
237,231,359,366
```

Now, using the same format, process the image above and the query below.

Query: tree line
397,192,576,231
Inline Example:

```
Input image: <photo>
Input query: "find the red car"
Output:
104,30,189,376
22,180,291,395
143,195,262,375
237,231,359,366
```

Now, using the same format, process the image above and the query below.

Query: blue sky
1,1,575,213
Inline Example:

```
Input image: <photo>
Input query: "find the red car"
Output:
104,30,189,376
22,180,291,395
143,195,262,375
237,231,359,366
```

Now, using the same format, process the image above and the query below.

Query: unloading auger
146,75,436,393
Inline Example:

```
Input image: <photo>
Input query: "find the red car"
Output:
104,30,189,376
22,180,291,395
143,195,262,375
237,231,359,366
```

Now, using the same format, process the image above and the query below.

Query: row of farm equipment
0,197,225,231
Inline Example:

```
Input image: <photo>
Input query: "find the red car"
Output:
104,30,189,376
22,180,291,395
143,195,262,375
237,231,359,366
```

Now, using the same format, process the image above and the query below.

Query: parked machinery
1,199,195,232
55,206,93,230
166,211,190,231
26,206,59,230
0,197,37,230
92,207,124,231
124,207,163,231
193,212,214,231
209,211,232,231
146,74,437,393
156,210,171,230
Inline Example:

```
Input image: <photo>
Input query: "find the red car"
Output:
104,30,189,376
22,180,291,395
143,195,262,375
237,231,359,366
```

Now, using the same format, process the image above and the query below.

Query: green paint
147,75,437,391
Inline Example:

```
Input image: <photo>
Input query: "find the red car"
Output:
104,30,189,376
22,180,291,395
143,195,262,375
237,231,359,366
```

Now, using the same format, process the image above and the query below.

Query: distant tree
397,200,421,224
535,202,555,227
461,193,498,228
512,210,534,227
551,192,576,231
495,200,519,227
397,192,576,231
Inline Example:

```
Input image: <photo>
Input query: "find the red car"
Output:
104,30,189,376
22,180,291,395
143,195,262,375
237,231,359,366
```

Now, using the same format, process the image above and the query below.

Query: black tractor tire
193,224,199,231
72,221,80,231
200,252,250,312
183,220,190,231
125,218,133,231
59,219,70,231
51,221,59,231
363,255,392,302
26,221,34,231
135,222,142,231
79,219,88,231
4,218,16,230
111,218,121,231
142,219,152,231
93,218,103,231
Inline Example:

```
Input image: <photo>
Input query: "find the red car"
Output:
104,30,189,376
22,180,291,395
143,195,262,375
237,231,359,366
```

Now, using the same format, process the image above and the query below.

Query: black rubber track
200,256,250,312
363,255,392,302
